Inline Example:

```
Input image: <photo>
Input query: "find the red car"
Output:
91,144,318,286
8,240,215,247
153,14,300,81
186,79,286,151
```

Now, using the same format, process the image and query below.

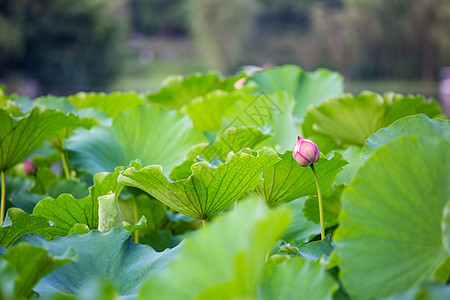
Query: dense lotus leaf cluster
0,65,449,299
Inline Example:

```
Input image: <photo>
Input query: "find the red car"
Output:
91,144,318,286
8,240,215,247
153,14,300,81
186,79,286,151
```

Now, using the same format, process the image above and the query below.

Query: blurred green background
1,0,449,98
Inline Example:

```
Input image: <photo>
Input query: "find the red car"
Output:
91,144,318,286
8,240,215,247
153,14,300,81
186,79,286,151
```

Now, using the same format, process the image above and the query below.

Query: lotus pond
0,65,449,299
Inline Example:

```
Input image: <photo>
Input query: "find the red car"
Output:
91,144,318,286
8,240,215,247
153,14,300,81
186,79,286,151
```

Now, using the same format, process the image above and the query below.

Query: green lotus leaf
0,106,79,172
66,104,206,174
334,136,450,299
0,89,34,117
303,184,344,228
380,282,450,300
297,235,334,263
47,180,90,199
334,146,364,185
33,165,131,237
139,197,291,299
259,257,338,300
68,92,144,118
35,95,76,115
19,228,180,299
362,114,450,159
147,72,240,110
0,165,134,246
0,259,17,300
281,198,321,244
67,223,90,236
0,242,77,299
247,65,344,119
0,208,51,248
250,151,347,206
169,126,271,181
185,90,242,131
223,91,299,151
123,216,147,234
302,92,442,149
118,147,280,219
189,126,271,161
443,200,450,256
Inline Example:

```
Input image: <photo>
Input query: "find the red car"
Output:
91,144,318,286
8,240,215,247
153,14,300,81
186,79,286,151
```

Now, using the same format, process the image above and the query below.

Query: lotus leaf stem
201,219,206,229
61,150,71,180
133,196,139,243
310,164,325,240
1,170,5,225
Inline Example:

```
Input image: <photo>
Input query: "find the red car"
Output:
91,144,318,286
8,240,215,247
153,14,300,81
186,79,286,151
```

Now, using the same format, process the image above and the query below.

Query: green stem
1,171,5,225
61,150,70,180
133,196,139,244
201,219,206,229
234,201,237,212
310,164,325,240
34,173,45,194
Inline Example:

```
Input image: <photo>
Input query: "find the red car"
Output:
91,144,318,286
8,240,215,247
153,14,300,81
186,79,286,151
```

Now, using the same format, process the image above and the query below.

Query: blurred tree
0,0,128,95
256,0,312,33
187,0,260,73
130,0,187,36
311,0,450,80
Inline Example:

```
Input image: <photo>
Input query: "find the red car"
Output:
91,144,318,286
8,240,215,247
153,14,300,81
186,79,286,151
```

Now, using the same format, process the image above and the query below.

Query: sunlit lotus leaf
118,148,280,219
247,65,344,120
302,92,442,150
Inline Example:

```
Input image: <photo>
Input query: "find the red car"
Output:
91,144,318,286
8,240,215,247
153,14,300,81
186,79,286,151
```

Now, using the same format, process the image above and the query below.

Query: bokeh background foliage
1,0,450,96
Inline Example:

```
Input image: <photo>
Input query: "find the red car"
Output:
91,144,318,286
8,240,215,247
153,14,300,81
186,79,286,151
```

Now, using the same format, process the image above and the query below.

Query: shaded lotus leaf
380,282,450,300
66,104,206,174
147,72,241,110
0,259,17,300
334,136,450,299
250,151,347,206
302,92,442,149
46,180,90,200
247,65,344,120
139,198,291,299
68,92,144,118
19,229,180,299
297,235,334,263
35,95,76,115
281,198,321,244
260,257,338,300
118,147,280,219
334,146,364,186
0,106,78,172
0,242,77,299
362,114,450,159
0,164,137,246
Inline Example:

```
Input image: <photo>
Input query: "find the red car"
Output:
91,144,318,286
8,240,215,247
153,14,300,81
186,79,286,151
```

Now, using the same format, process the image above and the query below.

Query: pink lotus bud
293,137,320,167
233,78,247,89
23,159,37,175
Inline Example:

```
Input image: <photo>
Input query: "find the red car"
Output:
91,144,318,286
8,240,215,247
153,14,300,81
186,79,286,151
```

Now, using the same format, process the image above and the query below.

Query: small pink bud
293,137,320,167
23,159,37,175
233,78,247,89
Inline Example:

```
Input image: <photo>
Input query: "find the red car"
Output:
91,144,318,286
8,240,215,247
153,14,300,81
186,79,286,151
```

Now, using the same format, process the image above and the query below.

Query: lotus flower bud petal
293,137,320,167
23,159,37,175
233,78,247,89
